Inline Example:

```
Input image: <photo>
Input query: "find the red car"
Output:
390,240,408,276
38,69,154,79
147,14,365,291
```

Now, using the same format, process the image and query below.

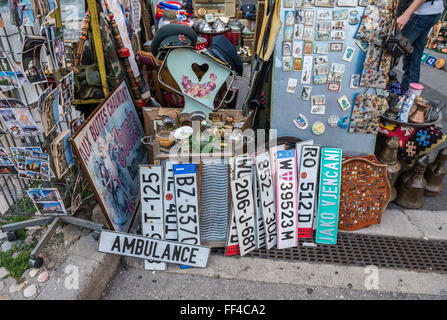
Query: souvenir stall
0,0,446,273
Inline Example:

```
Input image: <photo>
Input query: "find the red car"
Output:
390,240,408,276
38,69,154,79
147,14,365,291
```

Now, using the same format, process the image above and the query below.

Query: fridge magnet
287,78,298,93
315,0,335,7
293,41,304,57
316,9,332,19
303,25,314,41
333,9,348,21
285,10,295,26
358,0,369,6
300,85,312,100
312,121,326,135
312,95,326,106
283,56,293,71
304,10,315,26
311,104,326,115
315,21,331,41
294,57,304,71
284,0,294,8
314,42,329,54
331,30,345,41
337,0,358,6
293,114,309,130
314,55,329,66
327,114,340,127
342,46,355,62
350,74,361,88
301,55,313,84
349,10,361,25
331,20,346,31
283,41,292,56
329,42,343,51
285,25,294,41
313,74,328,84
296,0,316,8
295,9,305,24
338,95,352,111
355,39,369,52
315,65,329,76
293,24,304,40
304,41,313,55
327,82,341,92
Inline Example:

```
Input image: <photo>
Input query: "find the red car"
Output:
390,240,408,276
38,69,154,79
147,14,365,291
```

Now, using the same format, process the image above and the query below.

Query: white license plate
231,174,257,256
98,230,210,268
225,156,253,256
163,160,178,241
297,145,320,239
276,150,298,249
269,144,286,186
174,164,200,246
252,166,266,249
254,151,277,249
139,165,166,270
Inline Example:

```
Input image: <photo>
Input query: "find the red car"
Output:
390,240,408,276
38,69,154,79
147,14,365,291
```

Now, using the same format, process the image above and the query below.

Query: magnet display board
270,2,376,156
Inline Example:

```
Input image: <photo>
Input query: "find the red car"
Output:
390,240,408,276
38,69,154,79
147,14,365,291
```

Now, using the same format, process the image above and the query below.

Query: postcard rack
0,1,106,268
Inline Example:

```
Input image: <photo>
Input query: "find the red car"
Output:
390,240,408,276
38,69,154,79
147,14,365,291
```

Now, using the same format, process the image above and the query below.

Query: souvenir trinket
395,155,429,209
293,114,309,129
378,136,401,201
312,121,325,135
327,114,340,127
425,148,447,196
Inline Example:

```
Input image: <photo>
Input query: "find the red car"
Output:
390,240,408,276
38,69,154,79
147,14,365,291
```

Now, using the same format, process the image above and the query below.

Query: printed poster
71,81,147,232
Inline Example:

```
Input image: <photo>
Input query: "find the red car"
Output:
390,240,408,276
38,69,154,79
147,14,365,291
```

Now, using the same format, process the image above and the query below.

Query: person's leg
400,14,441,90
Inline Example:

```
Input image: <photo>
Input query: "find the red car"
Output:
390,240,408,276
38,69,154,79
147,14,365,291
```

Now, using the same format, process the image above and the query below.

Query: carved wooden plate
338,156,391,231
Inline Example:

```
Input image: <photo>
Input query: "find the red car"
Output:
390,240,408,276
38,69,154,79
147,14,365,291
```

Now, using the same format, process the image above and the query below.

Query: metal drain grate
212,233,447,274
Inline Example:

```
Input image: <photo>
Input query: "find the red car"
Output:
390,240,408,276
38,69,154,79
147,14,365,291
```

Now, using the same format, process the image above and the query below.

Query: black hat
151,23,198,57
204,36,243,76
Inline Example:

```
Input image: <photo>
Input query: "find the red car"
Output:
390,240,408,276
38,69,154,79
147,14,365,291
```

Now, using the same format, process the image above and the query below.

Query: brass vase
425,148,447,196
395,155,429,209
378,136,401,201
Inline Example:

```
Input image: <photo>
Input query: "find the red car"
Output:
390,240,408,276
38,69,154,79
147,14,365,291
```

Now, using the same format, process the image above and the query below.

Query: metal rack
0,0,105,268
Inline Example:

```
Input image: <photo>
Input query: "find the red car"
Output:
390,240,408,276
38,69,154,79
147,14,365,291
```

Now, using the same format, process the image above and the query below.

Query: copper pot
409,99,430,124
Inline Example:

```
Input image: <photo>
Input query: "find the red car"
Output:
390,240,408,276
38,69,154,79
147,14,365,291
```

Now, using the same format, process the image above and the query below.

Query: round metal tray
380,112,443,128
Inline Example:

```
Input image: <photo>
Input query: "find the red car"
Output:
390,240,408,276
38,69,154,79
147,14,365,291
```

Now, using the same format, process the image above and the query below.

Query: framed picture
316,9,332,19
329,42,343,52
285,10,295,26
315,0,335,7
292,41,304,57
283,41,292,56
294,57,304,71
71,81,147,232
333,9,348,20
337,0,358,6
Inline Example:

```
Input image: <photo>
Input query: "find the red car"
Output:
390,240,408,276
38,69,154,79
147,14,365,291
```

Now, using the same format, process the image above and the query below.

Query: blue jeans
401,13,441,90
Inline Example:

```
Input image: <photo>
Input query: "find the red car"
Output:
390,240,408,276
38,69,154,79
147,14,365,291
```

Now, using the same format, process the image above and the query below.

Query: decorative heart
191,63,209,82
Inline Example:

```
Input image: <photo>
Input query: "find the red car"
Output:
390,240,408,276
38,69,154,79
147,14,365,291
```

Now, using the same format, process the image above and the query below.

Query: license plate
139,165,166,270
231,174,257,256
174,164,200,247
98,230,210,268
295,140,314,167
276,150,298,249
316,148,342,245
163,161,178,241
269,144,286,187
297,145,320,239
254,151,277,249
225,156,253,256
252,166,266,249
